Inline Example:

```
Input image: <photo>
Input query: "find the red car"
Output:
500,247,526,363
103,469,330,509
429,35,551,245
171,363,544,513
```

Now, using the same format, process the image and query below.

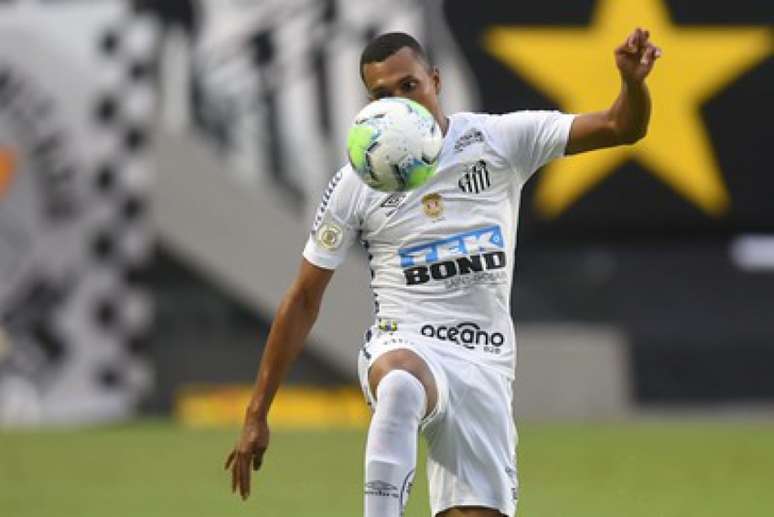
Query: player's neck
437,113,450,136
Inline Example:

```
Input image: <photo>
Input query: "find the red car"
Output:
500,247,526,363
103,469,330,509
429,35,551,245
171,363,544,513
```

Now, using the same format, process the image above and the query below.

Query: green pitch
2,420,773,517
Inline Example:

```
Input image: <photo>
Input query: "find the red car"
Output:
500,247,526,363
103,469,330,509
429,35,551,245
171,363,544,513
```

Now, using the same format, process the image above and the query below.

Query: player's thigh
437,506,504,517
368,348,438,416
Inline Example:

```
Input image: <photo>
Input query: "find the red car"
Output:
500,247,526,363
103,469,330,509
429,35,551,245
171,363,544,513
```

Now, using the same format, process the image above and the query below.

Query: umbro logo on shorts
458,160,491,194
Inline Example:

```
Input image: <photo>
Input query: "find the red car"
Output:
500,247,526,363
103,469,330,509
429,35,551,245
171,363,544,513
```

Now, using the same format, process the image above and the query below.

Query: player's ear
432,67,441,95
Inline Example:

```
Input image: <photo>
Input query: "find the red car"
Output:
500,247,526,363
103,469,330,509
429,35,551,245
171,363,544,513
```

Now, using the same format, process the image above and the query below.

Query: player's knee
374,369,426,422
369,350,439,415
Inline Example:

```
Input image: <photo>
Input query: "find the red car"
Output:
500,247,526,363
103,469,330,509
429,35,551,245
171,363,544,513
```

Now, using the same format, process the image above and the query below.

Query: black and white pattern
312,169,344,233
89,3,158,390
0,3,157,425
458,160,491,194
167,0,476,204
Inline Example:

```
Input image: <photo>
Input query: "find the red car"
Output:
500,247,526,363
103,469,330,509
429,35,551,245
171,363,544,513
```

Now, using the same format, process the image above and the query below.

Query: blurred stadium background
0,1,772,516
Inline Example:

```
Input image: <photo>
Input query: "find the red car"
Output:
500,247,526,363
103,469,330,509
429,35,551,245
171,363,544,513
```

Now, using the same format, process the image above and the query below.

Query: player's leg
424,354,518,517
363,349,439,517
436,506,505,517
368,348,438,415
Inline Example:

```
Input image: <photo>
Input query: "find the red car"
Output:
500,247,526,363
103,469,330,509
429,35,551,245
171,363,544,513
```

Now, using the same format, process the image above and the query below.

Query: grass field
2,420,773,517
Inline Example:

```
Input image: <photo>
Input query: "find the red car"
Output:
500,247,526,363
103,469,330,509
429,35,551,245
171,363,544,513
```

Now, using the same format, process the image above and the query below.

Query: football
346,97,443,192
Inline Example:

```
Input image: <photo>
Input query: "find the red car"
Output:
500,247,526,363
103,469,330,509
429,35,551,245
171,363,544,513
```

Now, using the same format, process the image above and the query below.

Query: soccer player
226,28,661,516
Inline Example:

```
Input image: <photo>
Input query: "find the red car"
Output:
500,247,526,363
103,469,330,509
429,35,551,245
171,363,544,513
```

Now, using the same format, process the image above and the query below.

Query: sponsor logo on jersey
398,225,506,286
458,160,491,194
444,269,508,289
420,322,504,354
421,192,443,218
453,128,484,153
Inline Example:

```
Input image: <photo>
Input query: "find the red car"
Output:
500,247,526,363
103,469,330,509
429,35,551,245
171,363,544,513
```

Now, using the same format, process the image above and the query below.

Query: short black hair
359,32,432,81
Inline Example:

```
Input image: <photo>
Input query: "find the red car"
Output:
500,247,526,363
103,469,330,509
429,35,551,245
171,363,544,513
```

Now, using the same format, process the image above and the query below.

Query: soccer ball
347,97,443,192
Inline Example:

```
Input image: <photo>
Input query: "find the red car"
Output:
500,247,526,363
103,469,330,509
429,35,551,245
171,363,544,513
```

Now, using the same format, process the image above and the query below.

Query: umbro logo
458,160,491,194
380,192,406,209
365,481,397,491
365,480,399,498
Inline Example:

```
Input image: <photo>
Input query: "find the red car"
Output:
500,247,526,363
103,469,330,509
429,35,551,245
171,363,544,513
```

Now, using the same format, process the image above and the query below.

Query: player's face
362,47,442,124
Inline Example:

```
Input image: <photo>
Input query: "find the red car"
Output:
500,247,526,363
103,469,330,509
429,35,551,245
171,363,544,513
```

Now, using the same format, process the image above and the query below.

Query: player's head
360,32,444,125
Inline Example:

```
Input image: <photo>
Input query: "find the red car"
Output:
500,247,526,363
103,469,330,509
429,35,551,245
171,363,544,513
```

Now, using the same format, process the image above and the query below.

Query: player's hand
615,27,662,84
225,416,270,500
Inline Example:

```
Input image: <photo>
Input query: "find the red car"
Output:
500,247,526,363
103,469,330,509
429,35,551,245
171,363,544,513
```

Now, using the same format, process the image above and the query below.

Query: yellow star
483,0,772,218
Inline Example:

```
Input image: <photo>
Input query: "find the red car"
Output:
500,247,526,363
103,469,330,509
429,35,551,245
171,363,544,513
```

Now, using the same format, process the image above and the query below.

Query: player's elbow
617,124,647,145
614,117,648,145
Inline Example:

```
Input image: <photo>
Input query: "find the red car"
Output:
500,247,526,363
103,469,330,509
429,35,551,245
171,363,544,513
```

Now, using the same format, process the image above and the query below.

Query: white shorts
358,329,518,517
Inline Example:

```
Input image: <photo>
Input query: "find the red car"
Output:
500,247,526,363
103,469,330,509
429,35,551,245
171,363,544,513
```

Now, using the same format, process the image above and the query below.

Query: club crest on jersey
421,192,443,218
458,160,491,194
398,225,506,286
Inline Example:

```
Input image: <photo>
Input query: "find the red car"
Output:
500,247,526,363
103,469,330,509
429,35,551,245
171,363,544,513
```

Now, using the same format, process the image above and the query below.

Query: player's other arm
225,258,334,500
565,27,662,155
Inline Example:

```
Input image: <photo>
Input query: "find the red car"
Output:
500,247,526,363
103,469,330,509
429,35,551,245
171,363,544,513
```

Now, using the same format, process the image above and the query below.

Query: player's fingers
252,452,262,471
225,450,236,470
633,27,651,53
631,27,643,48
640,45,657,66
231,456,239,494
625,32,638,53
240,455,251,500
236,455,245,496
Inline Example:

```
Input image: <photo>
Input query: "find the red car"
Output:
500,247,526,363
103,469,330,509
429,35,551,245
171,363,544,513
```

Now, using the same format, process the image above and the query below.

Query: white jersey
303,110,574,377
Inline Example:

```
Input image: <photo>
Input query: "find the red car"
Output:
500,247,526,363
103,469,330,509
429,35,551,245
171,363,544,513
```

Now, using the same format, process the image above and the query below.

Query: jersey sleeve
485,110,575,183
302,166,363,270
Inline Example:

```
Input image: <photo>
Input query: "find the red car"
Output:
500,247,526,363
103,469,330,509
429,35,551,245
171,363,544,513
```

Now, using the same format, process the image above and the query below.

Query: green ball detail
346,124,376,172
404,98,433,119
405,162,437,190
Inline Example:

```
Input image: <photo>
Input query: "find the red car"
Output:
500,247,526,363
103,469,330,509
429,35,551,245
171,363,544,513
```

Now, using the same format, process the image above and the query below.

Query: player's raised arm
225,258,334,500
565,27,662,155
